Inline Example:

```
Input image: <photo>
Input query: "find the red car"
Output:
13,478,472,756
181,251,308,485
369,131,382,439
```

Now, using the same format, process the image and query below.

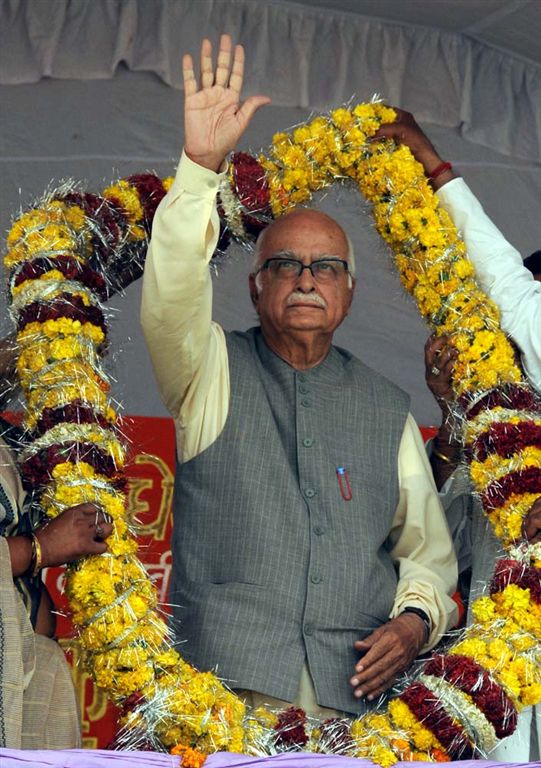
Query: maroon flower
461,385,540,420
12,255,108,299
17,293,107,336
231,153,272,214
401,682,474,758
127,174,167,235
63,192,124,261
31,402,114,439
491,559,541,604
230,152,273,238
120,691,144,714
274,707,309,749
482,467,541,510
424,654,517,738
21,442,120,489
469,421,541,462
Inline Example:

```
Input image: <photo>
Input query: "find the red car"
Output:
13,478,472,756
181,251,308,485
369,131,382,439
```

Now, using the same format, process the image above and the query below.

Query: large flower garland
4,102,541,765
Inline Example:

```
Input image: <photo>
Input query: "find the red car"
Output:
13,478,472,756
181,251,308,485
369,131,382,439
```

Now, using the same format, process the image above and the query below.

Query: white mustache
286,291,326,308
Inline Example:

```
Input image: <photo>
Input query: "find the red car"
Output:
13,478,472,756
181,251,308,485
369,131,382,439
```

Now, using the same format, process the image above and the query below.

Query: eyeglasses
255,257,349,283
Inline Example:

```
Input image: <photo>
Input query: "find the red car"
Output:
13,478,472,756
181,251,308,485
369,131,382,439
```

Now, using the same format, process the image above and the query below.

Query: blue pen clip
336,467,352,501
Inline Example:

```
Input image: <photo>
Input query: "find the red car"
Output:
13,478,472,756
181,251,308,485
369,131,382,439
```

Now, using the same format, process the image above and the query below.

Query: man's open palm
183,35,270,172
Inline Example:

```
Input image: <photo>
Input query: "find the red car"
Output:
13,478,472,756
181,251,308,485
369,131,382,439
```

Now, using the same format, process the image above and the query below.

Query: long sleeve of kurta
141,153,457,648
141,152,231,463
437,177,541,392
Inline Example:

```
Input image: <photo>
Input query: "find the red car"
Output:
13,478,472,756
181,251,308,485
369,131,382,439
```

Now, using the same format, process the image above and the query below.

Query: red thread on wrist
428,161,453,180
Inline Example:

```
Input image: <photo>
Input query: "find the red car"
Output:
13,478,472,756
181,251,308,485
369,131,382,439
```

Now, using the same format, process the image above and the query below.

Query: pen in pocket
336,467,352,501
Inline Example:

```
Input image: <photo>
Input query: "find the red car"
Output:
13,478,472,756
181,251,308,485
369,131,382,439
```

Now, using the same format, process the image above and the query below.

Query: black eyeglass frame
254,257,350,279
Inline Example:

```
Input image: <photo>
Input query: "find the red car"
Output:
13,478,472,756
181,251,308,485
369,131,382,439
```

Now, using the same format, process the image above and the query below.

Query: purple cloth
0,750,539,768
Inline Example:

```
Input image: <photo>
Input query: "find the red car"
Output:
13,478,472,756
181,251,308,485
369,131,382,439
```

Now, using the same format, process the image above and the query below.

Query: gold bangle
30,533,43,578
432,447,458,464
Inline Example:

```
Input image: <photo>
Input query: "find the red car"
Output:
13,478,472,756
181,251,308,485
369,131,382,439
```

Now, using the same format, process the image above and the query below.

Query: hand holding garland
182,34,271,172
424,335,461,489
6,503,112,577
425,334,541,544
374,107,456,190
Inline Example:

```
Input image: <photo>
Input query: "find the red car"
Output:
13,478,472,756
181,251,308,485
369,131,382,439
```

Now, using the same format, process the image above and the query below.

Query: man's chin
284,319,327,332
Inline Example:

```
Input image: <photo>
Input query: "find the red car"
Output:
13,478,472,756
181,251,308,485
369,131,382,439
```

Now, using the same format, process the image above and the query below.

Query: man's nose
295,265,317,291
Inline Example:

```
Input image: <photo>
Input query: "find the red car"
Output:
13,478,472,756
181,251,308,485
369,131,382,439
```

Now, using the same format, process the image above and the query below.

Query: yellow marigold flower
451,637,487,658
108,536,138,557
18,317,105,344
471,596,496,625
454,258,475,280
523,684,541,707
512,634,536,652
373,746,398,767
331,108,354,130
293,125,312,145
155,648,182,669
498,668,522,701
252,706,278,728
104,180,143,225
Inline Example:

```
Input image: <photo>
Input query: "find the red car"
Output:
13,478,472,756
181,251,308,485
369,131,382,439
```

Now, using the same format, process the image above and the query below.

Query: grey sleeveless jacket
170,327,409,714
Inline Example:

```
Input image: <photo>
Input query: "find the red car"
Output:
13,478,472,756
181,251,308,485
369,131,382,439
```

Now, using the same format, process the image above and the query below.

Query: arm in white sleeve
437,177,541,392
141,152,230,462
389,414,459,650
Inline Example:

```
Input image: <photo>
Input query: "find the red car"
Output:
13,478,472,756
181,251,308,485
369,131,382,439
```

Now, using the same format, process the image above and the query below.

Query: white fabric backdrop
1,0,540,426
2,0,540,160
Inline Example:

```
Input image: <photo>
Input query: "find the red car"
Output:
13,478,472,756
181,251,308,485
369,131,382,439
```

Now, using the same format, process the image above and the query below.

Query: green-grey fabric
171,327,409,714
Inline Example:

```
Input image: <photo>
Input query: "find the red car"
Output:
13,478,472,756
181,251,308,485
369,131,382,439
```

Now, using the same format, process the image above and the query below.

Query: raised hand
182,34,271,172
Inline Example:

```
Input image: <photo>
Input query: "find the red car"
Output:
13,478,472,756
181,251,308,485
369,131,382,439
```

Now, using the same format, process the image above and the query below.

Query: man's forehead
258,210,348,253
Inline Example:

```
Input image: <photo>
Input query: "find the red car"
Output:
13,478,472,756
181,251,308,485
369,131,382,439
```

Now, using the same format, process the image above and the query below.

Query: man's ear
346,277,356,313
248,274,260,311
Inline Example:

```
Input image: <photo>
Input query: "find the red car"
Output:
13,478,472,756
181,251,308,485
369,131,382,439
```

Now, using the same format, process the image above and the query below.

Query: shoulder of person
334,346,410,405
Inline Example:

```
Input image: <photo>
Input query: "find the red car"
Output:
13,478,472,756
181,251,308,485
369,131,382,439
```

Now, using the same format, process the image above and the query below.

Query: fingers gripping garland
4,103,541,764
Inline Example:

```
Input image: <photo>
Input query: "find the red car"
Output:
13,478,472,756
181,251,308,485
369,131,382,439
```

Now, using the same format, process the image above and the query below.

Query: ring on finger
430,365,440,376
95,525,104,537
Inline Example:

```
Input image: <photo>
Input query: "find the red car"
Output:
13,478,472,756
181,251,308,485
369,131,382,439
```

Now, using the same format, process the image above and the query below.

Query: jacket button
304,487,316,498
313,525,325,535
304,623,314,635
303,437,314,447
311,574,323,584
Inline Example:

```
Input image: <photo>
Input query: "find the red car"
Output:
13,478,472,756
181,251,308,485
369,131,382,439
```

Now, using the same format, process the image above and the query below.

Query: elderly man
141,35,457,716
